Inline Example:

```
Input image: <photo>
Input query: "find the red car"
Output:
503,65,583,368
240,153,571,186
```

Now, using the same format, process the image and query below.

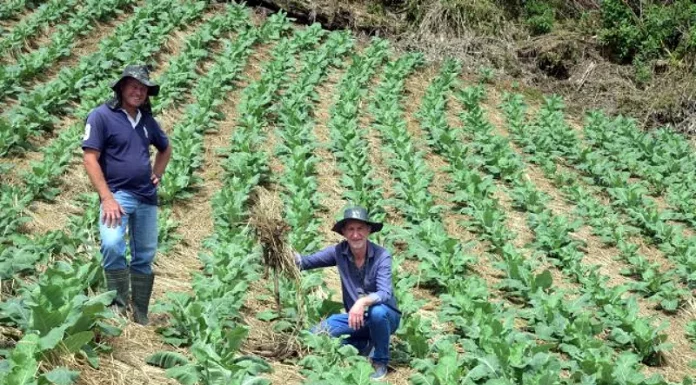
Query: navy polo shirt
82,103,169,205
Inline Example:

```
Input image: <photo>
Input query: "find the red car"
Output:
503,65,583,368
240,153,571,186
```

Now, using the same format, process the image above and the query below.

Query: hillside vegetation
261,0,696,133
0,1,695,385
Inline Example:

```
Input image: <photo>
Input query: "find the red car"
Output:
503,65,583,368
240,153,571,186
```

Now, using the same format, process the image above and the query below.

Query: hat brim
332,218,383,235
111,76,160,96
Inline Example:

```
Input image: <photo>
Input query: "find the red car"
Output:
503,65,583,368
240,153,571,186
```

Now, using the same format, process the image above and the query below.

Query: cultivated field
1,1,695,384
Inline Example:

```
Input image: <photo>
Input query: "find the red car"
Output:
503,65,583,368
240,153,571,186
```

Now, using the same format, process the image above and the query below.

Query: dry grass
73,324,183,385
412,0,513,40
642,297,696,382
248,187,302,307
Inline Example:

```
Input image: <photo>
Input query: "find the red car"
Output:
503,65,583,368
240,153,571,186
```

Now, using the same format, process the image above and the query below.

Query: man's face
341,220,371,251
120,77,148,109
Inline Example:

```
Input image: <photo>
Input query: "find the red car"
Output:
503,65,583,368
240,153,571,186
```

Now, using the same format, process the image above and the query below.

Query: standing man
296,207,401,381
82,65,171,326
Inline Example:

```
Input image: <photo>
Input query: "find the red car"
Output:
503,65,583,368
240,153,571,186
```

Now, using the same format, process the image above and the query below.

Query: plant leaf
40,367,79,385
146,351,190,369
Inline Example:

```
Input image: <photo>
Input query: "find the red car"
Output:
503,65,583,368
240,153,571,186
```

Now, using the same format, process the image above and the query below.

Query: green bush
599,0,696,63
524,0,555,35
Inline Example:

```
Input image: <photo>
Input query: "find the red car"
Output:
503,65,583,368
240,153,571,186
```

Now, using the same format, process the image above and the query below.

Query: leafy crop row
158,14,267,203
271,29,354,340
0,0,135,103
0,0,78,57
0,0,46,20
551,160,687,312
0,194,121,384
0,0,207,157
414,62,572,384
275,29,353,254
410,64,682,382
326,38,389,217
149,19,335,385
582,112,696,233
0,0,210,274
0,3,222,383
504,95,696,294
368,53,476,371
292,38,401,384
447,89,686,375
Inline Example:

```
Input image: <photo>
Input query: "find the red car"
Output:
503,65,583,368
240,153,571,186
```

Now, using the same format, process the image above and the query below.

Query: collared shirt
82,103,169,205
120,108,142,128
298,240,399,314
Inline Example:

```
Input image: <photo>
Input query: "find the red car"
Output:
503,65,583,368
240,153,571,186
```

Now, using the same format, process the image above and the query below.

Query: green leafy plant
147,328,270,385
524,0,555,35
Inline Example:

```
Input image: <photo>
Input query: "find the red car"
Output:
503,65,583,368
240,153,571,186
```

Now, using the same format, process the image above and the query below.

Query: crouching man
296,207,401,381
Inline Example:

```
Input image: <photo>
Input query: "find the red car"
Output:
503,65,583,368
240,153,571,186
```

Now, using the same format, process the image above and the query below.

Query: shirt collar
340,240,375,261
119,108,142,128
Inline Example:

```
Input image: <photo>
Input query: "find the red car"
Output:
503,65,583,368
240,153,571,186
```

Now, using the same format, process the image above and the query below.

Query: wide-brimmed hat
331,206,383,234
110,64,160,96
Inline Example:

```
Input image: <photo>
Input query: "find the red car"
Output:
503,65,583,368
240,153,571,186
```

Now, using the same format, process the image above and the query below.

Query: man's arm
296,245,338,271
150,144,171,186
83,149,123,227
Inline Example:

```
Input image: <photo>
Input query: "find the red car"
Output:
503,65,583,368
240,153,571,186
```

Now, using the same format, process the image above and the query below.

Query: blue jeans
312,304,401,365
99,190,158,275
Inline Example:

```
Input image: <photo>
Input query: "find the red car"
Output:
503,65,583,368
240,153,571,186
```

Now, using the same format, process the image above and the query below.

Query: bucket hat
110,64,160,96
332,206,383,234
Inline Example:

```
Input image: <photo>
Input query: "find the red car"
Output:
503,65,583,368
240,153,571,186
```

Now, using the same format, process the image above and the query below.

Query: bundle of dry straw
248,187,301,283
247,187,306,359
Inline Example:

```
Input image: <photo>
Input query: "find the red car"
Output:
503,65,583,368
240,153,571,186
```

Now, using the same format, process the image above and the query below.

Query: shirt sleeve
368,252,394,304
149,118,169,152
298,245,338,271
82,110,105,152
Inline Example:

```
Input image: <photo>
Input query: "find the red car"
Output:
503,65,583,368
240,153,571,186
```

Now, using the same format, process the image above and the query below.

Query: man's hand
348,299,366,330
102,197,125,228
151,173,161,186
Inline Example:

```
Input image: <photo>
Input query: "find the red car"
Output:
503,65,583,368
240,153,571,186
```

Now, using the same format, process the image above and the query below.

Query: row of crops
1,0,695,384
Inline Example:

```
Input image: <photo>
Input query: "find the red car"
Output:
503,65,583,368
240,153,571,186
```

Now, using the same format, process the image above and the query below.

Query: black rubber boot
104,269,129,316
131,273,154,325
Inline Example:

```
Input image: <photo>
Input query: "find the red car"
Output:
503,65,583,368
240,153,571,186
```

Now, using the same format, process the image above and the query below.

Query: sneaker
370,363,388,381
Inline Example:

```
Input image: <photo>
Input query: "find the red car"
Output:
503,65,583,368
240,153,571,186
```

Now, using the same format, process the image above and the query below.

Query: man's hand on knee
348,300,366,329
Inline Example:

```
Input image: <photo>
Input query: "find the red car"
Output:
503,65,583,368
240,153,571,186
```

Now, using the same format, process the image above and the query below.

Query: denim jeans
99,190,158,275
313,304,401,365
